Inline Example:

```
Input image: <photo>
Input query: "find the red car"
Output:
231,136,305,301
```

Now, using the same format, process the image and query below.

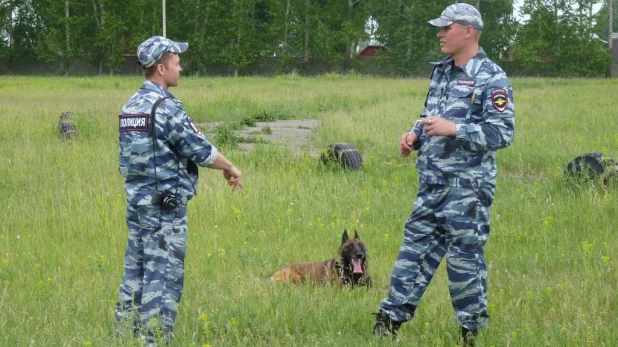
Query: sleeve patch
491,89,508,112
119,114,149,132
187,117,203,136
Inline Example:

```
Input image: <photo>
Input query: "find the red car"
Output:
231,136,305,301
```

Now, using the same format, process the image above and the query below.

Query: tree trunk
235,23,243,77
193,1,207,76
303,0,310,66
344,0,360,72
405,3,414,61
7,0,14,48
92,0,101,29
229,39,239,77
100,1,107,73
153,6,157,36
110,39,115,76
281,0,291,56
608,0,613,78
63,0,71,76
92,0,105,74
232,0,245,77
100,2,105,34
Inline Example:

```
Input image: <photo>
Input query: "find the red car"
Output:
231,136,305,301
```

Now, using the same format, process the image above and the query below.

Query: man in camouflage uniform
115,36,244,344
372,4,515,346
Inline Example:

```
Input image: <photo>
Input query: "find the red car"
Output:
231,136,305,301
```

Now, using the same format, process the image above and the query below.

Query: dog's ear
354,229,360,239
342,229,349,244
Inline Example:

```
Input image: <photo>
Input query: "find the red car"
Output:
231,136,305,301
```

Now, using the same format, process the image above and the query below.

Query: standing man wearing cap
115,36,244,344
372,4,514,346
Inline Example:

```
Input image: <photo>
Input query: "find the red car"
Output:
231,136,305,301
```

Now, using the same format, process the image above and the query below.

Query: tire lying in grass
564,152,618,185
320,143,363,171
58,111,78,140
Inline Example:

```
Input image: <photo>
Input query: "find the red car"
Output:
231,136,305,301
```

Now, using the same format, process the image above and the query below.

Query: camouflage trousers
115,203,188,343
379,183,494,331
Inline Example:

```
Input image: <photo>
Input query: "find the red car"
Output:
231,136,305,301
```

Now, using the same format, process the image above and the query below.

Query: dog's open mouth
352,258,363,274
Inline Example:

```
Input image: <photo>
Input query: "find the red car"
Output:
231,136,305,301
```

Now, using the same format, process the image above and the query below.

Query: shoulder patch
187,116,203,136
119,114,149,132
491,89,508,112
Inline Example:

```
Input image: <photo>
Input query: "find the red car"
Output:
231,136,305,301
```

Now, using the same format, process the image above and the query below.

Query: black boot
461,327,478,346
372,311,402,338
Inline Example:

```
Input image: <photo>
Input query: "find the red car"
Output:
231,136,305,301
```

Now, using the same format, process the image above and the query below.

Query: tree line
0,0,616,77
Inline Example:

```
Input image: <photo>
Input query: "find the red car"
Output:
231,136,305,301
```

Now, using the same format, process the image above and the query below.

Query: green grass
0,75,617,346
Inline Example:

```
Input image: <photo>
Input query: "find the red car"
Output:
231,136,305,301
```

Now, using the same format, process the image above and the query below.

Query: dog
267,229,371,288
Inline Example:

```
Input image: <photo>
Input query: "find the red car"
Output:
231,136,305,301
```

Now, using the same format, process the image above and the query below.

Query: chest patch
119,114,149,132
187,117,203,136
491,89,508,112
457,79,476,87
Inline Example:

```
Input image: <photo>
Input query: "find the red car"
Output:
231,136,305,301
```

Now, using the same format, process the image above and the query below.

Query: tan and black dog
267,230,371,288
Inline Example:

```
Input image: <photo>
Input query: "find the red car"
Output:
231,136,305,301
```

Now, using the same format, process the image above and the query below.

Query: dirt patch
200,119,320,156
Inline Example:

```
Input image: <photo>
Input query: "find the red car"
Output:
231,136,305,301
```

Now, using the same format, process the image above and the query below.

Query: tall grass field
1,75,617,346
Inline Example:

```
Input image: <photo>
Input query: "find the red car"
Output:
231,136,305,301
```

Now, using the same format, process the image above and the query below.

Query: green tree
1,0,50,72
475,0,517,65
89,0,151,75
342,0,370,70
366,0,449,76
513,0,611,76
171,0,238,75
595,0,617,40
264,0,306,72
182,0,271,76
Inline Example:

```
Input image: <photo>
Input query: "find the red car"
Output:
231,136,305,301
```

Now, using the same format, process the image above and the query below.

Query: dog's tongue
352,259,363,274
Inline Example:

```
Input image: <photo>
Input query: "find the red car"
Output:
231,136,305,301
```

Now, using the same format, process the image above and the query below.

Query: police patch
491,89,508,112
457,79,476,86
187,117,203,136
119,114,149,132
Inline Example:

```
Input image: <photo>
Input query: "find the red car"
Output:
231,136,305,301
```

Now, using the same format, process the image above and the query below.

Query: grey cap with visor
427,3,483,30
137,36,189,69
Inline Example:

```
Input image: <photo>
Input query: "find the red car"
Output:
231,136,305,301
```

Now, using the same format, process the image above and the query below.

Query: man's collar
431,47,487,78
460,47,487,78
140,80,175,98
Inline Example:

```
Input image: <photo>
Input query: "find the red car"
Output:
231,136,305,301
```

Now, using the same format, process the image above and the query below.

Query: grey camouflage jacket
119,81,218,206
410,47,515,191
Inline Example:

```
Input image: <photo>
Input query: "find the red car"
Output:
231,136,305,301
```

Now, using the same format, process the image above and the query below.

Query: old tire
320,143,363,171
564,152,618,184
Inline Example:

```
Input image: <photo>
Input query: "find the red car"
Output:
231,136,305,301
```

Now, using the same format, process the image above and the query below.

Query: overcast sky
513,0,604,23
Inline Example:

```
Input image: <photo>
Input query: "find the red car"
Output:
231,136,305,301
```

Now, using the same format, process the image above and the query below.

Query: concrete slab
200,119,320,156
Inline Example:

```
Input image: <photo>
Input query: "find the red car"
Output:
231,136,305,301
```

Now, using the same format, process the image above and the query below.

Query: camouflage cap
137,36,189,69
428,3,483,30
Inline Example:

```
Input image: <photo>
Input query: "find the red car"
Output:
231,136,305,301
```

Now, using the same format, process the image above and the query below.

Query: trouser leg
379,185,446,322
139,205,187,342
160,205,187,333
443,186,492,331
116,204,144,335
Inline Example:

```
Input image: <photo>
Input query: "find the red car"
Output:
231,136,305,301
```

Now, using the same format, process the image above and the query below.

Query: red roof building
358,42,388,59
